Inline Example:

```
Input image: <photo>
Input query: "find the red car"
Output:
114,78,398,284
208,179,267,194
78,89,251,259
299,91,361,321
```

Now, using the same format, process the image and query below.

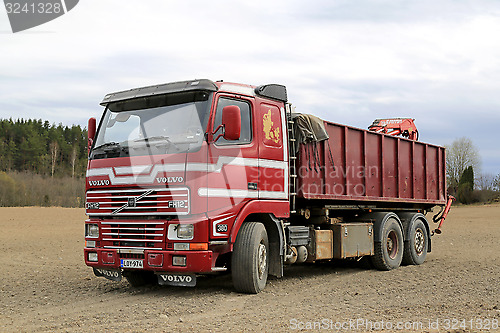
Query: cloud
0,0,499,174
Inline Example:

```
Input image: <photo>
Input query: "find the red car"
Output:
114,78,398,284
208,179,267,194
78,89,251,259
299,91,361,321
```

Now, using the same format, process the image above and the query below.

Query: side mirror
221,105,241,141
88,117,96,154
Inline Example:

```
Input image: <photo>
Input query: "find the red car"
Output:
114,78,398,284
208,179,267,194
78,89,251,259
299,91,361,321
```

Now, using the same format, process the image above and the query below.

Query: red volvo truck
84,79,453,293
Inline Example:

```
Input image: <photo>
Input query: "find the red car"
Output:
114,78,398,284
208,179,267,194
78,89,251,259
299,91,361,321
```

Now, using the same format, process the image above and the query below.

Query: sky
0,0,499,175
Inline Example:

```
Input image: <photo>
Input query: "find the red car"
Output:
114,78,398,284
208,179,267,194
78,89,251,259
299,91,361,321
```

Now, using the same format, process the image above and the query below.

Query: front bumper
84,248,214,273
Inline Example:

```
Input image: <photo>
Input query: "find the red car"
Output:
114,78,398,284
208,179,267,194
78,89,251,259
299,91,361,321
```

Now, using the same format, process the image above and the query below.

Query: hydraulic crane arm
368,118,419,141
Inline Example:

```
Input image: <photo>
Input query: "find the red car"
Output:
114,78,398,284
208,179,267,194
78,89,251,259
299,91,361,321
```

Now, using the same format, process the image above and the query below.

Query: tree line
0,119,498,207
0,118,87,207
0,118,88,177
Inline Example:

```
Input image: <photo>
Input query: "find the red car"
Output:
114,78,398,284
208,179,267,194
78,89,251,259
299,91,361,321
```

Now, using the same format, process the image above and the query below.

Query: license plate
158,273,196,287
120,259,144,269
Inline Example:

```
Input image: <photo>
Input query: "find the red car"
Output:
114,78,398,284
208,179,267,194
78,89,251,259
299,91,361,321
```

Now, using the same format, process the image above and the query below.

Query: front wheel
231,222,269,294
370,217,404,270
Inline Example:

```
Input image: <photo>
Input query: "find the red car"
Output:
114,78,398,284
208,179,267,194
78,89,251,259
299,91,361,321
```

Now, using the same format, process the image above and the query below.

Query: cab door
256,100,288,200
205,94,259,236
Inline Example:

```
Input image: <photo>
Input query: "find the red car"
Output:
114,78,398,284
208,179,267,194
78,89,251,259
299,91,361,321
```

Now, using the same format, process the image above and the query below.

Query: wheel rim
414,228,425,256
257,242,267,280
386,230,399,259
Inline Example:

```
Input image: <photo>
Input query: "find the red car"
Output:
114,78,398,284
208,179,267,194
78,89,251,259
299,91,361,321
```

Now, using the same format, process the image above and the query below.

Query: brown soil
0,205,499,332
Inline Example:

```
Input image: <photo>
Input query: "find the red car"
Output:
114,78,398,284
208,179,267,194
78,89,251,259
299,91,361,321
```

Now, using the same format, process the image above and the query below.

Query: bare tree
494,174,500,192
446,137,481,192
70,145,77,178
476,172,495,191
50,141,59,177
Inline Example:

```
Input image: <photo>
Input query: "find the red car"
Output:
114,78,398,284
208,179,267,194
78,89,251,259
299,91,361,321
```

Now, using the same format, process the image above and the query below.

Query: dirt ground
0,204,499,332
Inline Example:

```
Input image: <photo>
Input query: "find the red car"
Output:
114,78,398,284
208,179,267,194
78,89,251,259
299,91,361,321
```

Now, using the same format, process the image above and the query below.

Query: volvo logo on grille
111,189,153,215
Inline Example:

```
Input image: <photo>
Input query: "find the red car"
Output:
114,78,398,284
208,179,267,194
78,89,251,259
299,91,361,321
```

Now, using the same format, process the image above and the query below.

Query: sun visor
100,79,218,106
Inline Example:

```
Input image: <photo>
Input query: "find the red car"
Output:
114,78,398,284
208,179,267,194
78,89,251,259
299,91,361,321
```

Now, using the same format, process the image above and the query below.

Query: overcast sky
1,0,499,175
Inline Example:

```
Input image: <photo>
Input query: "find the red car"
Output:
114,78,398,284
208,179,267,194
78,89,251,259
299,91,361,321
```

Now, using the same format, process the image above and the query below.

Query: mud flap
93,267,122,281
157,273,196,287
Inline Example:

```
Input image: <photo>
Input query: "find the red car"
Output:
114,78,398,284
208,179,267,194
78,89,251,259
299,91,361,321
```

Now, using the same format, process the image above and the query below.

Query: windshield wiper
134,136,171,143
133,135,179,151
91,141,129,159
93,142,120,150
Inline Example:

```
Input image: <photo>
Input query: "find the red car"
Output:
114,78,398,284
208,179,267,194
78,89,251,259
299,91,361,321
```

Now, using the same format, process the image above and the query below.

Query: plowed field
1,205,499,332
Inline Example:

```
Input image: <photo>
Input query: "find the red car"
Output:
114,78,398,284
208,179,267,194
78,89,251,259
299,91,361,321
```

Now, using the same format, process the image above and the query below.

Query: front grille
100,221,165,251
86,187,189,216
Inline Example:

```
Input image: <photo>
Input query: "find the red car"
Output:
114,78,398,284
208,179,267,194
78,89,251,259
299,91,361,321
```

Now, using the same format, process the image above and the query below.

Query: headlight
177,224,194,239
167,224,194,240
85,223,99,238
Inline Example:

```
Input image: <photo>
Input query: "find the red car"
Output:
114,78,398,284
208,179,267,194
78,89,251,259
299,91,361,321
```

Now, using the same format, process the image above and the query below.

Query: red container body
296,120,447,208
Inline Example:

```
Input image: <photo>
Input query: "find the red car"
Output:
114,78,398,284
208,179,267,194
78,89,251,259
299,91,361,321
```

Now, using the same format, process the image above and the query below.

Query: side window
213,97,252,145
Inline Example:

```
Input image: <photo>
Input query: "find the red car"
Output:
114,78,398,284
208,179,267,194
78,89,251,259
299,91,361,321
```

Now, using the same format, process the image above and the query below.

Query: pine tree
457,166,474,204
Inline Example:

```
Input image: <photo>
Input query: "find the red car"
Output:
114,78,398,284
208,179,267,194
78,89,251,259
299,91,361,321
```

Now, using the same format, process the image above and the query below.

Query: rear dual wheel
371,216,404,270
402,219,428,265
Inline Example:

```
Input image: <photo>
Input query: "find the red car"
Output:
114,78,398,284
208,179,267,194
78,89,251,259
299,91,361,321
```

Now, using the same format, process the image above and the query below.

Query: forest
0,118,87,207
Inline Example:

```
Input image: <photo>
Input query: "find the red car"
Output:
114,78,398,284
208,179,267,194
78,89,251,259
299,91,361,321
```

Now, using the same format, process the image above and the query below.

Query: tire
231,222,269,294
124,271,157,287
370,216,404,270
402,219,428,265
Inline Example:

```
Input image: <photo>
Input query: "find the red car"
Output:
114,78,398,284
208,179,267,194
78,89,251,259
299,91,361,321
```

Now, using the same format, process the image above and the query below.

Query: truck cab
84,80,290,290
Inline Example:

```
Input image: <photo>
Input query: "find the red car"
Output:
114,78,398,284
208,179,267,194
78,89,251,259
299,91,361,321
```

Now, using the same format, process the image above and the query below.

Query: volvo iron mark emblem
111,189,153,215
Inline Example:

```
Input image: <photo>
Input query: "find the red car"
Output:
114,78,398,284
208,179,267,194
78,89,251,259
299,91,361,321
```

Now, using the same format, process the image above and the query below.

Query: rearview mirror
222,105,241,141
88,117,96,154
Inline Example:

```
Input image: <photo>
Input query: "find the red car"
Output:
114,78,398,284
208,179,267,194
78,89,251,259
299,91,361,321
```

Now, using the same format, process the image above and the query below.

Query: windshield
91,91,211,159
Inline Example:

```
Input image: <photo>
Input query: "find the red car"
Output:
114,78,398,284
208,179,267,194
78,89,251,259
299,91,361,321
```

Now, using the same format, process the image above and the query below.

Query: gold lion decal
263,110,280,143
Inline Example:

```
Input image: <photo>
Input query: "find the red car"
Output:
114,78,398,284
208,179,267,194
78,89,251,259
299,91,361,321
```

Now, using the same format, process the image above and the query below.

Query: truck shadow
123,258,373,297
